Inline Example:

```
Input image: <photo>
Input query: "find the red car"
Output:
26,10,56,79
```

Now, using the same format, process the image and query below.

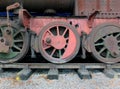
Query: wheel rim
39,21,80,64
0,22,29,63
90,23,120,64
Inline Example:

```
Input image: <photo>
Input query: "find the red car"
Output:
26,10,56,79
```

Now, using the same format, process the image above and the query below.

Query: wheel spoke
51,48,56,56
101,37,105,41
116,33,120,38
14,40,23,43
117,40,120,43
56,26,60,35
62,28,68,36
44,45,51,50
13,30,25,37
48,30,54,36
10,49,19,53
99,47,106,54
59,50,62,58
66,37,69,40
106,51,110,58
9,48,13,52
13,45,22,51
95,42,104,46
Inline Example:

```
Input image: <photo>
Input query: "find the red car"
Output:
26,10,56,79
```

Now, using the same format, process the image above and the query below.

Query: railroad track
0,63,120,69
0,63,120,80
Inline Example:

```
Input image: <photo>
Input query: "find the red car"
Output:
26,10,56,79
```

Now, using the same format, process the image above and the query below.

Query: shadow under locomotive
19,50,100,63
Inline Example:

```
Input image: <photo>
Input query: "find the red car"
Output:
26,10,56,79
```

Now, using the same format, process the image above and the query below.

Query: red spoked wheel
38,21,80,64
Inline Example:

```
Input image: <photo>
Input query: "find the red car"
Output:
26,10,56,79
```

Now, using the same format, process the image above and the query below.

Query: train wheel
90,23,120,64
0,22,29,63
38,21,80,64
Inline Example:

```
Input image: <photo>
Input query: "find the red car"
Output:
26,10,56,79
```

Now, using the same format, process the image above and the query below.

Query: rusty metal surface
29,17,119,35
75,0,120,18
19,9,31,28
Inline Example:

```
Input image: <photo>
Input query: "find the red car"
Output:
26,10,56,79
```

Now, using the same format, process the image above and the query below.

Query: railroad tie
47,68,59,80
16,68,32,81
77,65,92,79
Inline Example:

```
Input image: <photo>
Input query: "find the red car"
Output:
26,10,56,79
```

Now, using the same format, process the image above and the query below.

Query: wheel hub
50,36,66,49
104,36,120,57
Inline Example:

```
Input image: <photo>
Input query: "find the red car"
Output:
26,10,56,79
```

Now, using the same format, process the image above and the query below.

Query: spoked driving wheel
39,21,80,64
0,22,29,63
90,23,120,64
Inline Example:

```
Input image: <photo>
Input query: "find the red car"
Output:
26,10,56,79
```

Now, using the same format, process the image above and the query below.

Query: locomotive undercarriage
0,2,120,65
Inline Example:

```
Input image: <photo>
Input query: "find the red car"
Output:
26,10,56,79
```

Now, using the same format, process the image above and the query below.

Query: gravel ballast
0,69,120,89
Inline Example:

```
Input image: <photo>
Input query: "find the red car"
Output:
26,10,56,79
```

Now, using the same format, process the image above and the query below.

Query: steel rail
0,63,119,69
